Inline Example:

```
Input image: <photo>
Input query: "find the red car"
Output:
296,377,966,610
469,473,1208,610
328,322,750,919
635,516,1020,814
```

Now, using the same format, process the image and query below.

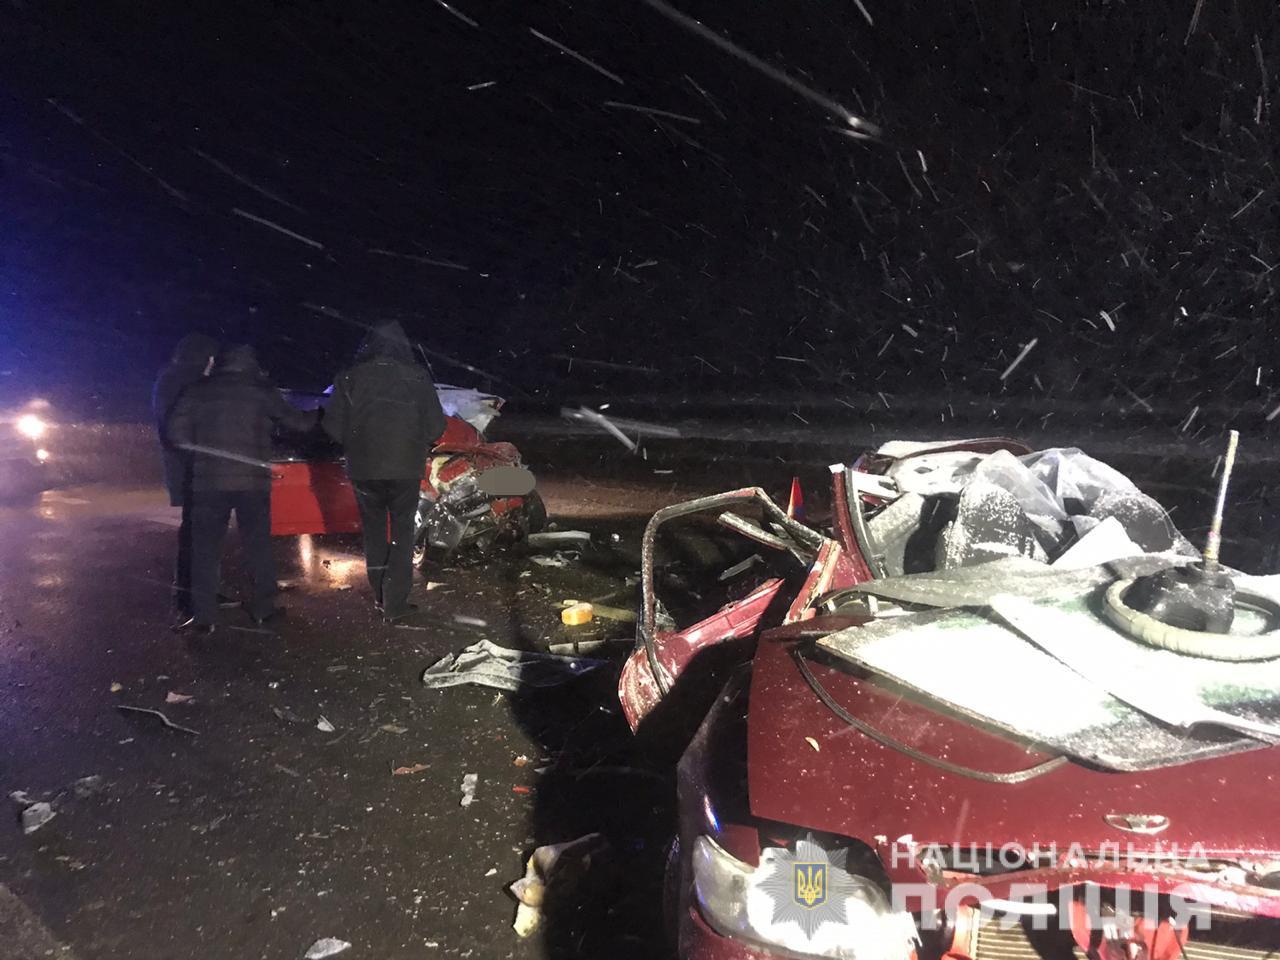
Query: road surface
0,474,687,960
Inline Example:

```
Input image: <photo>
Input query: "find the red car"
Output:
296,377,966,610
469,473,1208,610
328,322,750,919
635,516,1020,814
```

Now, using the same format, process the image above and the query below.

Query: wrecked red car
270,386,544,562
620,438,1280,960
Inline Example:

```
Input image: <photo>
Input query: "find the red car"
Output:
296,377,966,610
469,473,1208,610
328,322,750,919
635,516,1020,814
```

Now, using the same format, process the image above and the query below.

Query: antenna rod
1203,429,1240,568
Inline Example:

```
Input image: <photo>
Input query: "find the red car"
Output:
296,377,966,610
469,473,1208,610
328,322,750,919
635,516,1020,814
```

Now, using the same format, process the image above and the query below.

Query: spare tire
1104,578,1280,661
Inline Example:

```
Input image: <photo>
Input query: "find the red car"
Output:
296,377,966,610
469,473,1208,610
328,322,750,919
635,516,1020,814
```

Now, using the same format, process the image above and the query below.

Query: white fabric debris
460,773,478,807
304,938,351,959
509,834,610,938
420,639,606,691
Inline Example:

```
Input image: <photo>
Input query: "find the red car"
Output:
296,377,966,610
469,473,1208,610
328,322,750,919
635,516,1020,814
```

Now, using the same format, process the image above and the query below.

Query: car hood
747,638,1280,858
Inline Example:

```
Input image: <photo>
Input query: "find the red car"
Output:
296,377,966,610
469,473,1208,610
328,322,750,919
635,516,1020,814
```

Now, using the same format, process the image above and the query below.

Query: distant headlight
692,835,919,960
36,449,50,462
16,414,46,439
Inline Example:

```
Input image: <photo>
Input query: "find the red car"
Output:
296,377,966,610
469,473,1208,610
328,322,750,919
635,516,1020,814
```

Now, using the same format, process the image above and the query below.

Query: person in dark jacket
152,332,219,618
324,321,446,622
167,345,318,632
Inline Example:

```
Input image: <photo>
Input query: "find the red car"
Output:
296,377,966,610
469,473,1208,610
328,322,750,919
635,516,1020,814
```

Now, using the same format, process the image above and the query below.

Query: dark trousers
190,490,276,624
173,500,194,614
353,479,420,617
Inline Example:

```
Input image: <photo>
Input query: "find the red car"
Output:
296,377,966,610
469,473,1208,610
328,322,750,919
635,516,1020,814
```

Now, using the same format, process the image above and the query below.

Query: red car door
270,459,363,535
269,417,362,536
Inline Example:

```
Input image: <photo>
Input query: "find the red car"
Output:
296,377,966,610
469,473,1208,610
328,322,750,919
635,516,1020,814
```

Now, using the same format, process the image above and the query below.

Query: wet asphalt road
0,474,696,960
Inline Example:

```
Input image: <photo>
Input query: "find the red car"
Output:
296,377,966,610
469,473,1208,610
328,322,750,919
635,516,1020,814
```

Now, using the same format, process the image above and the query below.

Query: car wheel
522,490,548,535
412,500,431,569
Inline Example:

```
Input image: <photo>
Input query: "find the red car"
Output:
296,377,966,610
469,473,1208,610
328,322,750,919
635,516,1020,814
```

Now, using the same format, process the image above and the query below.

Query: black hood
355,321,415,365
170,333,219,366
216,344,262,376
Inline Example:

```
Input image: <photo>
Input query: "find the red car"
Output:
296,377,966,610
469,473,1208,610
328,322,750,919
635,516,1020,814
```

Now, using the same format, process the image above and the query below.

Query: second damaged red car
270,386,545,562
620,438,1280,960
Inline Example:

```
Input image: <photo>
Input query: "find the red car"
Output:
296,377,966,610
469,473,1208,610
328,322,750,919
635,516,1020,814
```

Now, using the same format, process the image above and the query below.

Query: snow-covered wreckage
619,436,1280,960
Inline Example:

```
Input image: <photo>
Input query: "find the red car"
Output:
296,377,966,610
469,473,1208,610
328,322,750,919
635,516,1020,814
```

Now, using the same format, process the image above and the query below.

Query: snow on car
620,437,1280,960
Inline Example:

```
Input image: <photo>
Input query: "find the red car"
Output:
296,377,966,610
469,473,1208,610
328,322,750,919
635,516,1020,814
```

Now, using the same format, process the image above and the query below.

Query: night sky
2,0,1276,422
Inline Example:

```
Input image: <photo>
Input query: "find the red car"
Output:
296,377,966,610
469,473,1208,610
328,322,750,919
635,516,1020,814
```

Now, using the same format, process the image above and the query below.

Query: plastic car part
691,834,919,960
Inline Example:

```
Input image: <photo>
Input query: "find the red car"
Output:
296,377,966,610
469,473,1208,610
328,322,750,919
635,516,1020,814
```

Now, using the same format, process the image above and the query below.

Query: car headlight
693,834,919,960
16,414,46,439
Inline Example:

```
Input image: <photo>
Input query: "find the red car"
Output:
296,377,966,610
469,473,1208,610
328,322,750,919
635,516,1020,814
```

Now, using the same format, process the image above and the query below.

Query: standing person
152,333,219,620
167,345,318,633
324,321,446,623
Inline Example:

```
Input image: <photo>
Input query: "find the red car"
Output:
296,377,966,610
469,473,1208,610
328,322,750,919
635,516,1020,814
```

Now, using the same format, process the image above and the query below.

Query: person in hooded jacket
324,321,446,623
167,345,319,633
152,332,219,619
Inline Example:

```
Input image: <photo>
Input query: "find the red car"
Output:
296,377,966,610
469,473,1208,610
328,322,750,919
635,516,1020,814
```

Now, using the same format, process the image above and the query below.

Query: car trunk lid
747,639,1280,858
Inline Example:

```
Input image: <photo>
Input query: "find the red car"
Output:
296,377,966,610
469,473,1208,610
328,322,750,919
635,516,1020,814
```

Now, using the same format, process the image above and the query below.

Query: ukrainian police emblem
753,834,860,940
795,861,827,908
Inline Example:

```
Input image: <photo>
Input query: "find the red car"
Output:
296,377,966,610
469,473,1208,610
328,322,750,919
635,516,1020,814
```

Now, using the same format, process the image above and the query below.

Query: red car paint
625,442,1280,960
270,413,528,538
270,459,361,535
747,637,1280,918
620,577,788,731
684,907,769,960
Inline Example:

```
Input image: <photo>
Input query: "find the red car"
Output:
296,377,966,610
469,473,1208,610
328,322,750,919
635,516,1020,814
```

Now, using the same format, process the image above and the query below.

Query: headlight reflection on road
296,534,362,585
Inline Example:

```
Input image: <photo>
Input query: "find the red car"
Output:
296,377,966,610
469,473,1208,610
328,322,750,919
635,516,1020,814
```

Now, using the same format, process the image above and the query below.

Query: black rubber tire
523,490,548,535
1105,578,1280,661
412,499,432,570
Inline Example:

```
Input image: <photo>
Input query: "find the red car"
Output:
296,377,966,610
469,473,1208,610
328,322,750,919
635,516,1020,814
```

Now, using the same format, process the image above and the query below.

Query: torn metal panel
783,540,868,624
621,486,828,730
715,512,792,552
619,577,785,731
638,487,825,661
